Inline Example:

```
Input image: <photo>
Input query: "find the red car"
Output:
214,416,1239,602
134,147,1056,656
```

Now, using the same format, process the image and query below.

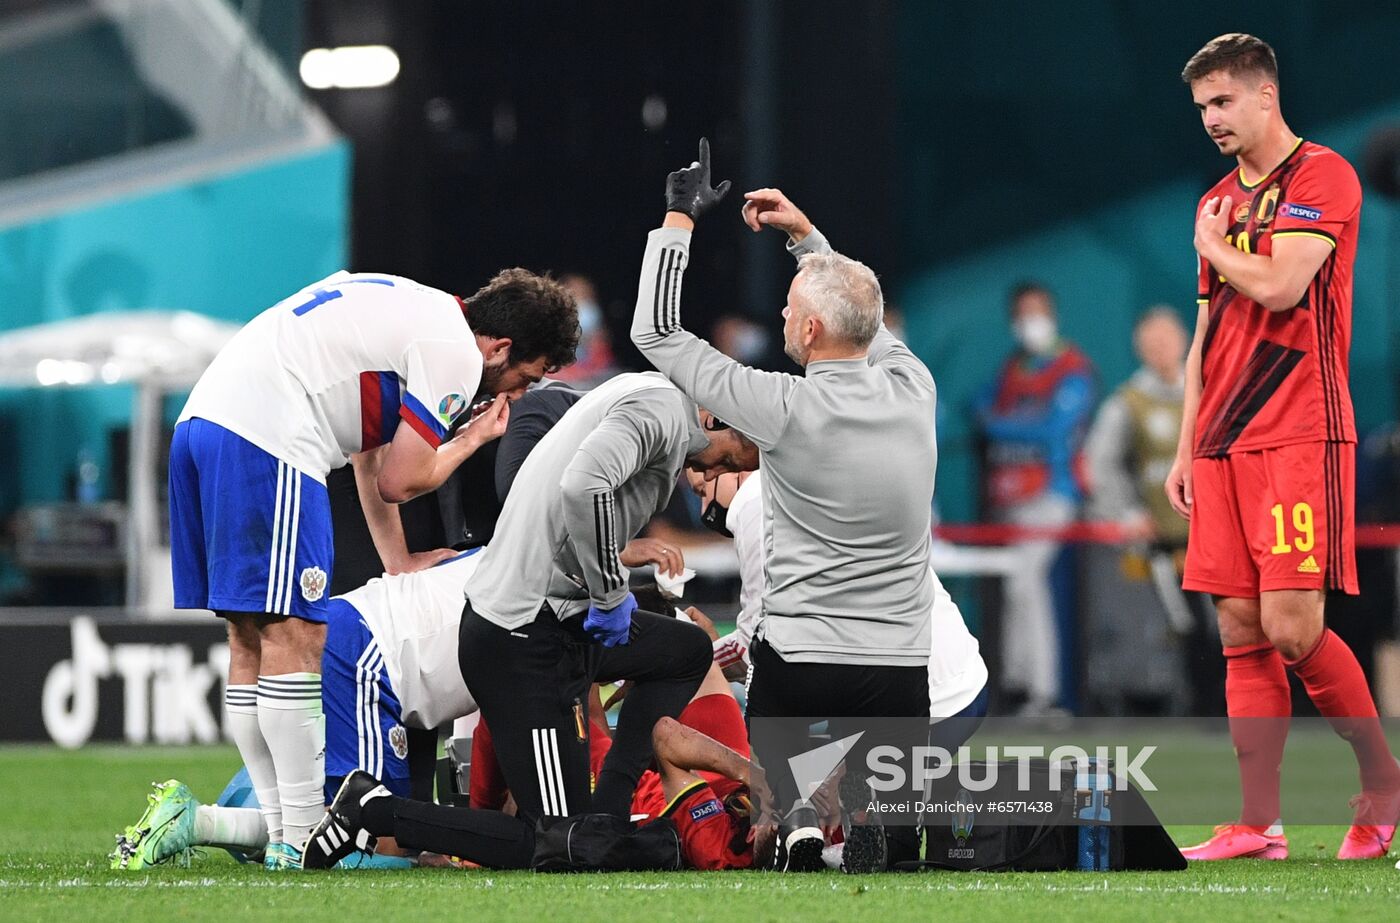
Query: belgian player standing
1167,34,1399,861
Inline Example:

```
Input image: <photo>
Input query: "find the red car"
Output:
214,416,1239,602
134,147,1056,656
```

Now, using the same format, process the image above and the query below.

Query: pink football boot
1180,824,1288,861
1338,792,1399,860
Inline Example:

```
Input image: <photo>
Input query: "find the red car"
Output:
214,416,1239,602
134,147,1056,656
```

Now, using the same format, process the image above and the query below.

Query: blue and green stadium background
0,0,1395,530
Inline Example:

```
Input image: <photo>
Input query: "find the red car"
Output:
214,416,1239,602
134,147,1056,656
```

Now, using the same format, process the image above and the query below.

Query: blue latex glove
584,593,638,648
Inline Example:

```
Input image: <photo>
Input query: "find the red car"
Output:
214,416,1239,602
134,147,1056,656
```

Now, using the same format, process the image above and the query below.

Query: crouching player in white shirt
111,550,487,870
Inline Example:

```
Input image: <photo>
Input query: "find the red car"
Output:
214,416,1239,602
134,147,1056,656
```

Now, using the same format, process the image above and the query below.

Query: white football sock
258,673,326,853
224,684,283,844
194,805,269,852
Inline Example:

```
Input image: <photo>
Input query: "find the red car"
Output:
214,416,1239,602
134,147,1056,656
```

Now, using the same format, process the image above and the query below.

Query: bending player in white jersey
169,268,578,867
111,549,487,869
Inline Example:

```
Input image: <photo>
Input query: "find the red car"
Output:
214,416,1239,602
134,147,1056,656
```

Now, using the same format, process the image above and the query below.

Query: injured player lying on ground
107,559,697,871
305,661,780,871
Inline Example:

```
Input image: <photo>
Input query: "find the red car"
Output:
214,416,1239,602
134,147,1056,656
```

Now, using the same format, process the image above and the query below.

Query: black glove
665,137,732,220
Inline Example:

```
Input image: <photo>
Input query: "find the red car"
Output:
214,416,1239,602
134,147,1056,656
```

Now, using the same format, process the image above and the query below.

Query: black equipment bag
900,759,1186,872
532,813,683,872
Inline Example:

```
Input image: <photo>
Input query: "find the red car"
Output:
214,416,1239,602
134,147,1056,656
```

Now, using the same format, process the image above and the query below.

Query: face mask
701,499,732,538
1014,314,1058,355
578,301,602,337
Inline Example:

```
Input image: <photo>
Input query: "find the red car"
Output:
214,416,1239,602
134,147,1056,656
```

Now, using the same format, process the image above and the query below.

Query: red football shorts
1183,441,1357,598
628,694,753,870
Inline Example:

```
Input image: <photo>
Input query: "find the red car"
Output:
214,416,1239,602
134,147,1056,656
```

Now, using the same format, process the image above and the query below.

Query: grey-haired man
631,141,939,872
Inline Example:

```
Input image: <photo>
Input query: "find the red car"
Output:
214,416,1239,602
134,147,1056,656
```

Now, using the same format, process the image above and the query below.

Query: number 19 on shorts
1270,502,1314,555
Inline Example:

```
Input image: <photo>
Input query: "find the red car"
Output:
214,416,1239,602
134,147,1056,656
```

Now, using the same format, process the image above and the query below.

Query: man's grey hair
794,250,884,348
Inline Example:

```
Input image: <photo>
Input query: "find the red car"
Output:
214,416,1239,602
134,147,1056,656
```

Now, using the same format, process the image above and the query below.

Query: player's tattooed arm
1193,195,1334,312
651,715,772,815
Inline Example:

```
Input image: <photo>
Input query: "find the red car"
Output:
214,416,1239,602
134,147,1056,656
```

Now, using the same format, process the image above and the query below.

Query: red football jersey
1194,140,1360,458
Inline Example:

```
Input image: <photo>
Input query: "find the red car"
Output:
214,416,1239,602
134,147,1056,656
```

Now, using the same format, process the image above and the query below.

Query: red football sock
468,718,509,811
1224,642,1291,830
1286,629,1400,802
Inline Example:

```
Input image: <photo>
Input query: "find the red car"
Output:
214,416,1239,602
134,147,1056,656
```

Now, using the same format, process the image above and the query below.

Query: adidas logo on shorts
1297,555,1320,574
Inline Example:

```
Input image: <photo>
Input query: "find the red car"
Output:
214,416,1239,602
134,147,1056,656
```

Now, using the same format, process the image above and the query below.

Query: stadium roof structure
0,0,338,229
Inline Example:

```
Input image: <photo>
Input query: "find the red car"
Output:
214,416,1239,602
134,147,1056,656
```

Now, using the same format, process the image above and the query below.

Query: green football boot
264,841,304,871
111,780,198,870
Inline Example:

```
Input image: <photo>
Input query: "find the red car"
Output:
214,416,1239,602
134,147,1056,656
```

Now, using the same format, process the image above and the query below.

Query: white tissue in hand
655,567,697,598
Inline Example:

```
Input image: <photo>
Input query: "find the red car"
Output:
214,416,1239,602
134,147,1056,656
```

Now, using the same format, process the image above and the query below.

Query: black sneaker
779,804,826,872
839,774,888,874
302,771,389,869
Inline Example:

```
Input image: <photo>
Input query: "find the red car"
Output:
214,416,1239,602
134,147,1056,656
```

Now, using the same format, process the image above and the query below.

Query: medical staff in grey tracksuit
459,372,756,827
632,145,938,870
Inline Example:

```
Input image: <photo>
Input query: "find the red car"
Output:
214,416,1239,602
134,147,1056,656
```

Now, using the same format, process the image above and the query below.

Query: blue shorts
322,598,411,800
169,418,333,622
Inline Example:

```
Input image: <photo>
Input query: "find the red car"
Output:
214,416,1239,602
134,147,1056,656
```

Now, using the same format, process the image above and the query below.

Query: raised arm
747,186,934,392
630,141,796,450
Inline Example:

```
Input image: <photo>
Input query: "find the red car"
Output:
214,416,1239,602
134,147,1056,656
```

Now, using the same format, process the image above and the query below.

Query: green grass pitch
2,745,1399,923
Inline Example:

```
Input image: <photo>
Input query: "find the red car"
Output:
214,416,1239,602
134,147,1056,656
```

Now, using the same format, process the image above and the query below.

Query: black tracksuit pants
362,600,711,870
746,637,931,862
459,599,712,825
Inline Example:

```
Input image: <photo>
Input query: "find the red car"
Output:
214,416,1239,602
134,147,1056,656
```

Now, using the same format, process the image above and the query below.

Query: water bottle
1075,758,1112,870
76,447,101,504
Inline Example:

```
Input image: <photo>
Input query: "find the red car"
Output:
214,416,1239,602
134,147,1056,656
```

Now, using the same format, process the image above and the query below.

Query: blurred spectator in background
1085,307,1188,542
975,281,1094,713
710,315,771,365
1085,306,1222,714
882,305,907,341
550,275,619,388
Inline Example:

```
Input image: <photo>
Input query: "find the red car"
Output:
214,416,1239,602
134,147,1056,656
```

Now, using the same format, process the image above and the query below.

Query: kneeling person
303,373,759,869
312,662,770,870
111,551,485,870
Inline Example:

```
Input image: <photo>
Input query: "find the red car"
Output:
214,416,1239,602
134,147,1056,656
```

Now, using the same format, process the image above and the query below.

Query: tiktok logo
40,617,229,747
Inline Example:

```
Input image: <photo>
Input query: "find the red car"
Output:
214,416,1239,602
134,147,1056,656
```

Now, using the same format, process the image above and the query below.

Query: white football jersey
712,470,764,668
340,551,482,730
926,568,988,719
719,470,986,718
179,271,482,479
